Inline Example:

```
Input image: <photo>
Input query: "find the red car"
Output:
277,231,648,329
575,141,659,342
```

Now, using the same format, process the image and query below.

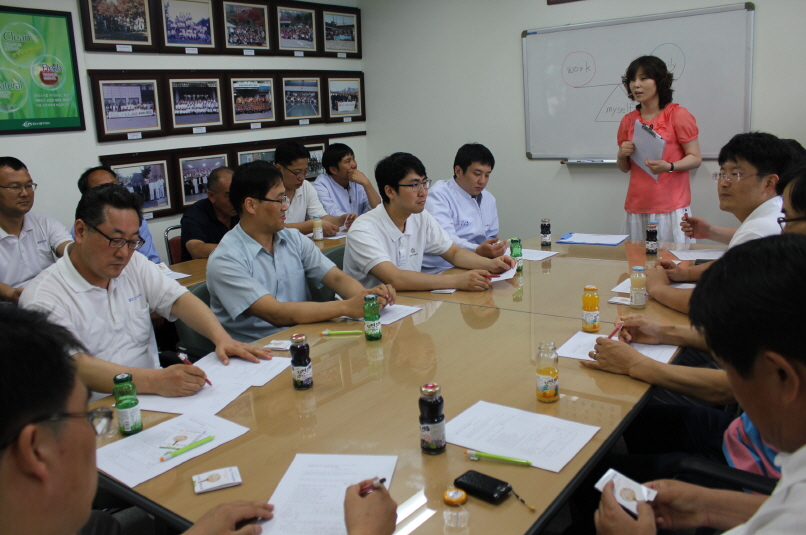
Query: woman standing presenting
617,56,702,242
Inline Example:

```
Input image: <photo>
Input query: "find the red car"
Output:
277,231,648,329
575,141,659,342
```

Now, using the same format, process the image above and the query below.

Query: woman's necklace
641,108,660,125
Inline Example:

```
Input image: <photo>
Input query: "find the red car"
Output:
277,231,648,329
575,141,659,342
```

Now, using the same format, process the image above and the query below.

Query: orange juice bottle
536,342,559,403
582,285,600,333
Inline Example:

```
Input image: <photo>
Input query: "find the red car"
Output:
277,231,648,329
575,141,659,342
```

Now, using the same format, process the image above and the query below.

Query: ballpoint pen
160,436,215,462
465,449,531,466
180,355,212,386
607,326,622,339
359,477,386,497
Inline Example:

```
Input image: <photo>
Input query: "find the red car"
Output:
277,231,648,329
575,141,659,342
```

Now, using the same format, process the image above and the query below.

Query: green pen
159,436,215,462
319,329,363,336
465,449,532,466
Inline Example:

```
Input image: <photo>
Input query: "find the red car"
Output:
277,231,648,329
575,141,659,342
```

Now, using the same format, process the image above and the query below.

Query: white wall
3,0,363,262
358,0,806,241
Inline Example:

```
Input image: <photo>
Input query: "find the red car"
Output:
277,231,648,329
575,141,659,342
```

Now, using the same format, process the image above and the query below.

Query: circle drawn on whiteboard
31,55,67,91
650,43,686,81
0,22,46,68
0,67,28,113
562,51,596,88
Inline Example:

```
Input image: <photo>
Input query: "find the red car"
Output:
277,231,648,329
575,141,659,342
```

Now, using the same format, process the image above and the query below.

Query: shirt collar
56,243,107,294
232,223,287,258
450,177,483,204
0,213,34,240
379,204,410,240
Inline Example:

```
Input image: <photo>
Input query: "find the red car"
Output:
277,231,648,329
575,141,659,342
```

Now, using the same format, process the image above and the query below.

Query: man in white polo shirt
313,143,381,223
344,152,515,291
423,143,504,274
21,183,268,399
0,157,72,303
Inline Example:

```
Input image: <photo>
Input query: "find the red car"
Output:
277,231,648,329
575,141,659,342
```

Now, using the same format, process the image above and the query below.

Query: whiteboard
522,4,754,159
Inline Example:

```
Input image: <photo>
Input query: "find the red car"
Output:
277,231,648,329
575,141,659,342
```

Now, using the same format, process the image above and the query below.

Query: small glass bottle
512,271,524,302
511,237,523,272
646,222,659,255
582,285,600,333
419,383,446,455
443,488,470,534
363,294,382,340
113,373,142,436
541,218,552,246
290,334,313,390
312,215,323,241
630,266,647,309
536,342,559,403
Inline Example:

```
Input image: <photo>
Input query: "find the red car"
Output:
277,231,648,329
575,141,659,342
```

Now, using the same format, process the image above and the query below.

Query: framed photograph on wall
281,76,322,125
275,2,318,55
325,72,365,123
100,152,175,218
305,142,326,181
220,0,271,55
176,150,230,207
228,74,276,129
166,75,226,134
79,0,157,53
158,0,217,54
322,7,360,58
89,71,164,142
236,144,276,166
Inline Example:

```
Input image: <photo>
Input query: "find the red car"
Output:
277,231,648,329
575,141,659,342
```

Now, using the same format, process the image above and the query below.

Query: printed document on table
446,401,599,473
632,119,666,179
556,233,628,246
556,331,677,364
669,249,726,261
489,266,517,282
340,304,421,325
136,382,250,414
97,413,248,488
157,262,191,280
611,279,695,294
261,454,398,535
194,354,291,387
521,249,561,261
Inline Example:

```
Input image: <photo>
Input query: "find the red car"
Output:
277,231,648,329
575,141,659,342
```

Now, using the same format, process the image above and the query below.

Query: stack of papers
557,233,628,246
556,331,677,364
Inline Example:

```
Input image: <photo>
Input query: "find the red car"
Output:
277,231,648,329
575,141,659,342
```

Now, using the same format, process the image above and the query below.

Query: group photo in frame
101,154,175,217
176,151,230,207
323,7,360,57
229,75,276,128
325,73,364,122
89,71,164,141
79,0,157,52
282,77,321,123
159,0,217,53
276,3,317,53
237,144,276,166
221,0,271,53
167,76,225,132
305,142,326,180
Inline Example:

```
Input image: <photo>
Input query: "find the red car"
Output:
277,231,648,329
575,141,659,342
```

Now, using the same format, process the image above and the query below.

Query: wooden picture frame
321,6,361,58
89,70,164,142
100,151,176,218
78,0,158,53
235,142,278,166
280,74,323,125
157,0,218,54
275,1,319,56
304,141,326,181
227,73,278,129
218,0,272,55
165,74,227,134
324,71,365,123
174,148,231,208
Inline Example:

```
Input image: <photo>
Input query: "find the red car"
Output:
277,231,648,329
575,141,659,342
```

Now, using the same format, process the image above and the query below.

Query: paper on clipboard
632,120,666,180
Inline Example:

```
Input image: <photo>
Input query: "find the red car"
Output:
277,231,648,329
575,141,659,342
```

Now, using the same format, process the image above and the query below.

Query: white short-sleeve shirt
729,196,783,248
344,204,453,288
0,212,72,288
285,180,328,224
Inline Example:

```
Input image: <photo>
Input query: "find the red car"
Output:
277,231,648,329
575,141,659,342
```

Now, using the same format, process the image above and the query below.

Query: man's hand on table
184,501,274,535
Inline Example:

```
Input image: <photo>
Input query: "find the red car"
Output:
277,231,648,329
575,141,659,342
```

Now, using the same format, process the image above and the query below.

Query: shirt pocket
128,302,153,348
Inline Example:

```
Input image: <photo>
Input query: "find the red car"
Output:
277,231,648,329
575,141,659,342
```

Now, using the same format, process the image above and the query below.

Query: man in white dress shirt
344,152,515,291
313,143,381,223
423,143,504,273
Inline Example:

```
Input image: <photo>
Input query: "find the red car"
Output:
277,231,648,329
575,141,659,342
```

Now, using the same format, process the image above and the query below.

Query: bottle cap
364,294,377,302
291,334,307,343
443,488,467,506
113,373,133,384
584,285,598,291
542,218,550,223
420,383,441,396
632,266,645,272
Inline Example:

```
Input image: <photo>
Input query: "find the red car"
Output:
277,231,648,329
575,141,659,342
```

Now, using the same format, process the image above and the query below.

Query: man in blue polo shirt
313,143,381,224
207,161,395,342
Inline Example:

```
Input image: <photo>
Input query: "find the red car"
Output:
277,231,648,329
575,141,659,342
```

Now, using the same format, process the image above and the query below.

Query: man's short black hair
453,143,495,176
322,143,354,176
0,307,85,451
0,156,28,172
689,234,806,378
778,162,806,215
718,132,792,178
230,160,283,215
274,141,310,167
374,153,427,204
208,166,233,192
77,165,117,194
776,140,806,196
75,183,143,229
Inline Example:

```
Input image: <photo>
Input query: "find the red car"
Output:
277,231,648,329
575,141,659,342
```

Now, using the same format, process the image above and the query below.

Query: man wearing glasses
274,140,351,237
20,184,269,400
0,157,72,303
180,166,239,261
207,161,395,342
344,152,515,292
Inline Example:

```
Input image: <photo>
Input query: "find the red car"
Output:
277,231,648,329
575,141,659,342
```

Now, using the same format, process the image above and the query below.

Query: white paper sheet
305,230,348,240
611,279,695,294
136,382,250,414
557,233,629,246
157,262,191,280
194,354,291,387
446,400,599,473
556,331,678,364
668,249,726,261
431,288,457,294
97,413,248,488
261,454,398,535
521,249,561,261
632,119,666,180
264,340,292,351
488,266,517,282
340,304,421,325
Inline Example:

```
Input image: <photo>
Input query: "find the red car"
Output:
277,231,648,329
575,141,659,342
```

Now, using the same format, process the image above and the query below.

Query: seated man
596,233,806,535
20,184,267,399
207,161,395,342
77,165,160,264
313,143,381,223
180,166,239,261
0,306,397,535
343,152,515,291
274,140,349,237
423,143,505,273
647,132,791,313
1,157,72,304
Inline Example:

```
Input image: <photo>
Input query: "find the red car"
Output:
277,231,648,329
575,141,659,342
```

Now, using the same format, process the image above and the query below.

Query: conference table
96,236,723,534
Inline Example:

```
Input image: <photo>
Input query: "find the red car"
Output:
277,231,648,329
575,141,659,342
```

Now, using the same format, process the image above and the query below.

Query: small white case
192,467,242,494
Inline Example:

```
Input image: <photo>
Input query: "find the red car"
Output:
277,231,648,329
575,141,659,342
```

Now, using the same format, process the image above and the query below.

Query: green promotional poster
0,6,85,134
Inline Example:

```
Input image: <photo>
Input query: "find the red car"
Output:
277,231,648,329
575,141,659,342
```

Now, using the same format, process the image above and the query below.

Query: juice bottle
536,342,559,403
582,285,600,333
630,266,646,309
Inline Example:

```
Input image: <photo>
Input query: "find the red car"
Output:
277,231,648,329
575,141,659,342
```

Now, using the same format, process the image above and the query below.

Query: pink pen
607,326,622,339
359,477,386,497
180,355,212,386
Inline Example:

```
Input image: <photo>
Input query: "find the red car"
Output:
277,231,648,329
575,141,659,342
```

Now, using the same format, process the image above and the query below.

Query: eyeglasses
0,407,114,450
281,165,310,178
398,178,432,192
0,182,37,193
255,194,290,206
712,172,763,183
88,223,145,250
778,215,806,230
